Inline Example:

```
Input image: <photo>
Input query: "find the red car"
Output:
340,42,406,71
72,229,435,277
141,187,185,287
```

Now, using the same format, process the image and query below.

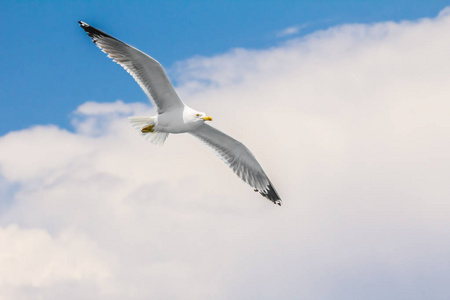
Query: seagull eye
196,114,200,117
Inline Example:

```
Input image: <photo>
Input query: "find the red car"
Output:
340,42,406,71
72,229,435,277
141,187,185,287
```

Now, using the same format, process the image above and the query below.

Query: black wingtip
78,21,91,29
78,20,117,42
256,182,282,206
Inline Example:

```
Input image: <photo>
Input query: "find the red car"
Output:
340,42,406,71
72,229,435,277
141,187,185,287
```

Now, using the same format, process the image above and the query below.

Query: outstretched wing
191,124,281,205
79,21,184,114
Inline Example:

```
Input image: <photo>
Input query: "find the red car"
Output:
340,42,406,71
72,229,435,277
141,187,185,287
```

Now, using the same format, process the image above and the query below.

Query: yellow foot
141,124,155,133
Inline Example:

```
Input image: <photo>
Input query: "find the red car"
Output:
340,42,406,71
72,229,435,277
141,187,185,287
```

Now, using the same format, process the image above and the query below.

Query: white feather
129,116,169,146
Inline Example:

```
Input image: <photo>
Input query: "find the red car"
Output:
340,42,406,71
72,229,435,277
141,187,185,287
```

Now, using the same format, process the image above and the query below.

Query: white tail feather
128,116,169,146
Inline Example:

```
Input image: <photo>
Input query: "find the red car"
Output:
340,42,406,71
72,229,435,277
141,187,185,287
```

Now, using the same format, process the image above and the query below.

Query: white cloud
75,100,147,116
275,24,308,37
2,8,450,299
0,225,112,299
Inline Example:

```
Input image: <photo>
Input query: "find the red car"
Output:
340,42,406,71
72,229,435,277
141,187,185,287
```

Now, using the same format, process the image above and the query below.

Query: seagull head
183,107,213,125
193,111,213,122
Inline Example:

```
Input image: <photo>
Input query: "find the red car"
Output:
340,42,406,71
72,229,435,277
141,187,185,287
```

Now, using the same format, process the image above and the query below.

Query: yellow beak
202,116,213,121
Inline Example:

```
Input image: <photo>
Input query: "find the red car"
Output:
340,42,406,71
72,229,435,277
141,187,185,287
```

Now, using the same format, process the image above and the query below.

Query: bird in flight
79,21,281,205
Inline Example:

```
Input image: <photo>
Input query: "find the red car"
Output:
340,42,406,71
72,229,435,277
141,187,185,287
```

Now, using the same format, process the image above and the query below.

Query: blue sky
1,0,449,135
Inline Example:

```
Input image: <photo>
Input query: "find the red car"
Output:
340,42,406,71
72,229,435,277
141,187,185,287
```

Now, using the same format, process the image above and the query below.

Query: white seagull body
79,21,281,205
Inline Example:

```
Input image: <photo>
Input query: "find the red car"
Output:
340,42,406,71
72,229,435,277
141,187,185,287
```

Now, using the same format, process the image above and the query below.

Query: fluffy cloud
0,225,112,298
1,8,450,299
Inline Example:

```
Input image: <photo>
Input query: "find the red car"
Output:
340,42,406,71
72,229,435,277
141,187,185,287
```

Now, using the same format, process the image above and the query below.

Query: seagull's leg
141,124,155,133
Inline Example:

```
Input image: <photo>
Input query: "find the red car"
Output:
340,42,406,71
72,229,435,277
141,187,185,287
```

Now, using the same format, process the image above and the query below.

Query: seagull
78,21,281,205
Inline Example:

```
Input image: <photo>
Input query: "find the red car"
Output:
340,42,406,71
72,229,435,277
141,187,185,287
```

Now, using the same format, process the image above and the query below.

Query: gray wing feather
79,21,184,113
191,124,281,205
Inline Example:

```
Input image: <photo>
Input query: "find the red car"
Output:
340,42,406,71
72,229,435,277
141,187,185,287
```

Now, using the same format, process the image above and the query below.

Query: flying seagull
78,21,281,205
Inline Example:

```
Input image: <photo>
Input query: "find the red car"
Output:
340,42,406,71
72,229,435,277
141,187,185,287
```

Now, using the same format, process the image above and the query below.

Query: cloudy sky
1,1,450,299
